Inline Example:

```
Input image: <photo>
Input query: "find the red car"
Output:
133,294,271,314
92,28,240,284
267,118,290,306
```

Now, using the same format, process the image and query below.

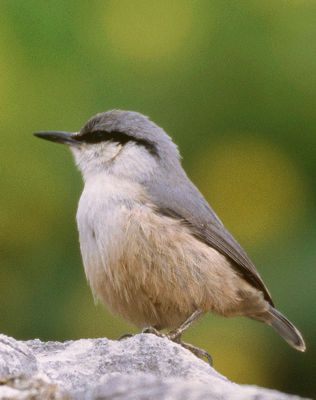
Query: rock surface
0,333,308,400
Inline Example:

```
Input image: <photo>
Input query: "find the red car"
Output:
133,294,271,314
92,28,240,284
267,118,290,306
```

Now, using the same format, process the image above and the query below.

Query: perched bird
34,110,305,362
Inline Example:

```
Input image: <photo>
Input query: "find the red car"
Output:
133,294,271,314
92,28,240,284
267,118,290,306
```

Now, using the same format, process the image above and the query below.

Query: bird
34,110,306,363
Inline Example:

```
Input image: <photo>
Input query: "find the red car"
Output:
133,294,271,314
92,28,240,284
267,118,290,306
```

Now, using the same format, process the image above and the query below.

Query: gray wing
146,171,274,306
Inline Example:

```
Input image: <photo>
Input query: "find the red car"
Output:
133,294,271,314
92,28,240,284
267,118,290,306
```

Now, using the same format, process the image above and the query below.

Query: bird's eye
92,131,104,140
76,130,106,143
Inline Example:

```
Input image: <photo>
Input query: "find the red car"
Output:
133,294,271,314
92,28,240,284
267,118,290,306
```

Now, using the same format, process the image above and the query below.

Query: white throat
71,141,158,184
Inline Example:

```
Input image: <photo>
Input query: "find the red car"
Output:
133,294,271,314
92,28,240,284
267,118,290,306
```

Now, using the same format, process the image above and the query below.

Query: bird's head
34,110,180,182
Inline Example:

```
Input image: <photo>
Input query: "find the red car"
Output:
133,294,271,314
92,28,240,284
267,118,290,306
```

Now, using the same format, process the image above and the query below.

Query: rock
0,333,309,400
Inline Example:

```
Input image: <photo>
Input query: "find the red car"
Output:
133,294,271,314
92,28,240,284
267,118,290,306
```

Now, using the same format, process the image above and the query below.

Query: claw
142,326,165,337
124,325,212,366
118,333,134,340
180,341,213,366
137,311,212,366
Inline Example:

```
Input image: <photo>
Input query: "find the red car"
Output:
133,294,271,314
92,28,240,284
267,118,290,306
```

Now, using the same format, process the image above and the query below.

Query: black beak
33,131,79,146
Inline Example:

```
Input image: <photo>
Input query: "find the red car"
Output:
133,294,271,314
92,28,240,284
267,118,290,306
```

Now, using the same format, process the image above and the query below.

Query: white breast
76,173,147,302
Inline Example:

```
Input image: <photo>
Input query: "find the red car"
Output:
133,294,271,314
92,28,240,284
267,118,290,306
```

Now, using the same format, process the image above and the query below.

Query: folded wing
146,172,274,306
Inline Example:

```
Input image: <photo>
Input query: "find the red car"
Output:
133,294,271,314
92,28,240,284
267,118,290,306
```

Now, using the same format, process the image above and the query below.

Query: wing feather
147,174,274,306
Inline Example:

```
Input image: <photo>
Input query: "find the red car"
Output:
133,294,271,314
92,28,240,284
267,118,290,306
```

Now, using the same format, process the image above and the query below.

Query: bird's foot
142,326,183,344
142,326,165,338
142,326,212,365
166,329,182,343
166,310,204,342
143,310,204,342
118,333,134,340
180,341,213,366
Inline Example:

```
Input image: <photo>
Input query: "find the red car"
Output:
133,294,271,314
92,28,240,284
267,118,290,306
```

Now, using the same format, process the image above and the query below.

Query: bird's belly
78,207,194,329
77,190,258,329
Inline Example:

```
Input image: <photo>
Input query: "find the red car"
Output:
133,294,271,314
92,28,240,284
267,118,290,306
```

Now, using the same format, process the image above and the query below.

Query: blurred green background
1,0,315,397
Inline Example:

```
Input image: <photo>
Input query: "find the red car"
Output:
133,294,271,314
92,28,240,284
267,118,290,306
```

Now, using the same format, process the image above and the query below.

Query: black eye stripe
75,130,129,144
75,130,159,157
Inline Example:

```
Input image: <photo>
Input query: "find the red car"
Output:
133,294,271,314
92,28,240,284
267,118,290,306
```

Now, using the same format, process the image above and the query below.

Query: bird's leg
167,310,213,365
120,326,165,340
142,311,203,341
142,326,165,338
141,311,213,365
180,341,213,366
167,309,204,341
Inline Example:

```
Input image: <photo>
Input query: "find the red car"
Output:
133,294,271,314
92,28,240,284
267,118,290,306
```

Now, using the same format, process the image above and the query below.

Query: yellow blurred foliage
192,137,309,246
103,1,194,62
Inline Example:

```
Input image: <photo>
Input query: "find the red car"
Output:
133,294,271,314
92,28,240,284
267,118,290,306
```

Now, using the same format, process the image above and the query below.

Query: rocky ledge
0,333,308,400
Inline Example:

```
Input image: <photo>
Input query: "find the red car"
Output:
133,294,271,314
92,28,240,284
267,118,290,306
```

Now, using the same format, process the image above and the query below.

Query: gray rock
0,335,37,377
0,333,308,400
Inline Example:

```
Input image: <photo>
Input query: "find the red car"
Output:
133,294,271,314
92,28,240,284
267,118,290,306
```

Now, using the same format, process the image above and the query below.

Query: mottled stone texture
0,333,308,400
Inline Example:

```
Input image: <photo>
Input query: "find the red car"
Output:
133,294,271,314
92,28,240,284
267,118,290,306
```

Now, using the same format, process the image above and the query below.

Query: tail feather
267,307,306,352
